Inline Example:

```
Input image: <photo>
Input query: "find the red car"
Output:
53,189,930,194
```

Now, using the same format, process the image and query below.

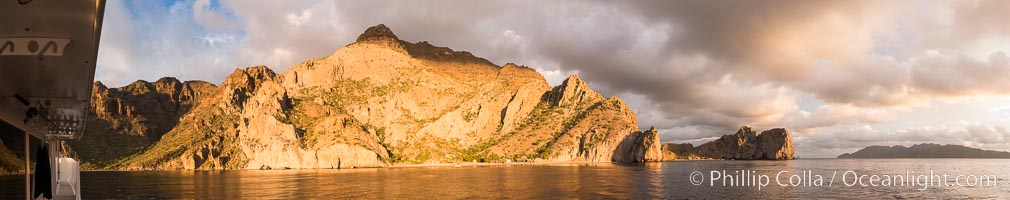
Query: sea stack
662,126,795,160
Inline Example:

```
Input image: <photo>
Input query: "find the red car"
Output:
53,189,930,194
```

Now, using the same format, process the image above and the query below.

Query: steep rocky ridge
88,24,665,170
663,126,794,160
0,24,800,172
70,78,216,168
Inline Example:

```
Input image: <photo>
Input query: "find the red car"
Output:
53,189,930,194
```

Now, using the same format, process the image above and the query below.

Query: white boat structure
0,1,106,199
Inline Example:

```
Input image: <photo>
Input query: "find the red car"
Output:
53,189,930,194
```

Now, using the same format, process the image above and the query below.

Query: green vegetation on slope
113,107,246,169
0,137,24,174
71,118,153,169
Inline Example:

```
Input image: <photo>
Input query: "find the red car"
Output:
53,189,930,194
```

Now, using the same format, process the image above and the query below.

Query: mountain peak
347,24,496,66
564,74,584,84
155,77,181,85
93,81,108,90
223,65,278,90
559,75,594,95
548,74,604,107
355,24,400,43
736,126,756,136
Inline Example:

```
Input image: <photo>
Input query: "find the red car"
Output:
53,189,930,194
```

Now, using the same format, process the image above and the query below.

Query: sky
96,0,1010,158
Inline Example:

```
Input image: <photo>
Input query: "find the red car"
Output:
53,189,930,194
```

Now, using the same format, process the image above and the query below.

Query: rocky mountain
32,24,661,170
0,24,795,173
69,78,216,168
838,143,1010,158
662,126,794,160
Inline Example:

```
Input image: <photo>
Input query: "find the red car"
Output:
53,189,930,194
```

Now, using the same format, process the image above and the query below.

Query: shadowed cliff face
35,24,665,170
71,78,217,168
0,122,29,175
614,126,663,162
663,126,795,160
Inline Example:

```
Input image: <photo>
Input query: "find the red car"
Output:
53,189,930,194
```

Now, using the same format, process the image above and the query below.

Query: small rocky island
838,143,1010,158
661,126,795,160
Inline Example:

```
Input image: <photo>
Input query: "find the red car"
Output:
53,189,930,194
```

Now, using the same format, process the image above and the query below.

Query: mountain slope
0,137,23,174
71,78,216,168
91,24,664,170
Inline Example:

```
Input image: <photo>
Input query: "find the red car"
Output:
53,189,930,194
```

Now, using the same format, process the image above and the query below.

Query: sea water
2,159,1009,199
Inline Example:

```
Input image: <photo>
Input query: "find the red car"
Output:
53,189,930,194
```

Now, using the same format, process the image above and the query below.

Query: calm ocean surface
2,159,1010,199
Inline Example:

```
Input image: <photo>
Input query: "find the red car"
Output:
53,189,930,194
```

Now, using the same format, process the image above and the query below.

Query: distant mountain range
838,143,1010,158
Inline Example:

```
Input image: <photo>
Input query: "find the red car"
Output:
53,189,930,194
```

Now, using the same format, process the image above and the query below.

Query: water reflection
3,159,1010,199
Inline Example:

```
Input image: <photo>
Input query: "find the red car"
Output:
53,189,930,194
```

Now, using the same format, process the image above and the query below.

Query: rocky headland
662,126,795,160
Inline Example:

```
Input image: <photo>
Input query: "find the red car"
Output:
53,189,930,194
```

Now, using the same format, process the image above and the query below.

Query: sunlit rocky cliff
662,126,795,160
0,25,794,173
62,24,666,170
